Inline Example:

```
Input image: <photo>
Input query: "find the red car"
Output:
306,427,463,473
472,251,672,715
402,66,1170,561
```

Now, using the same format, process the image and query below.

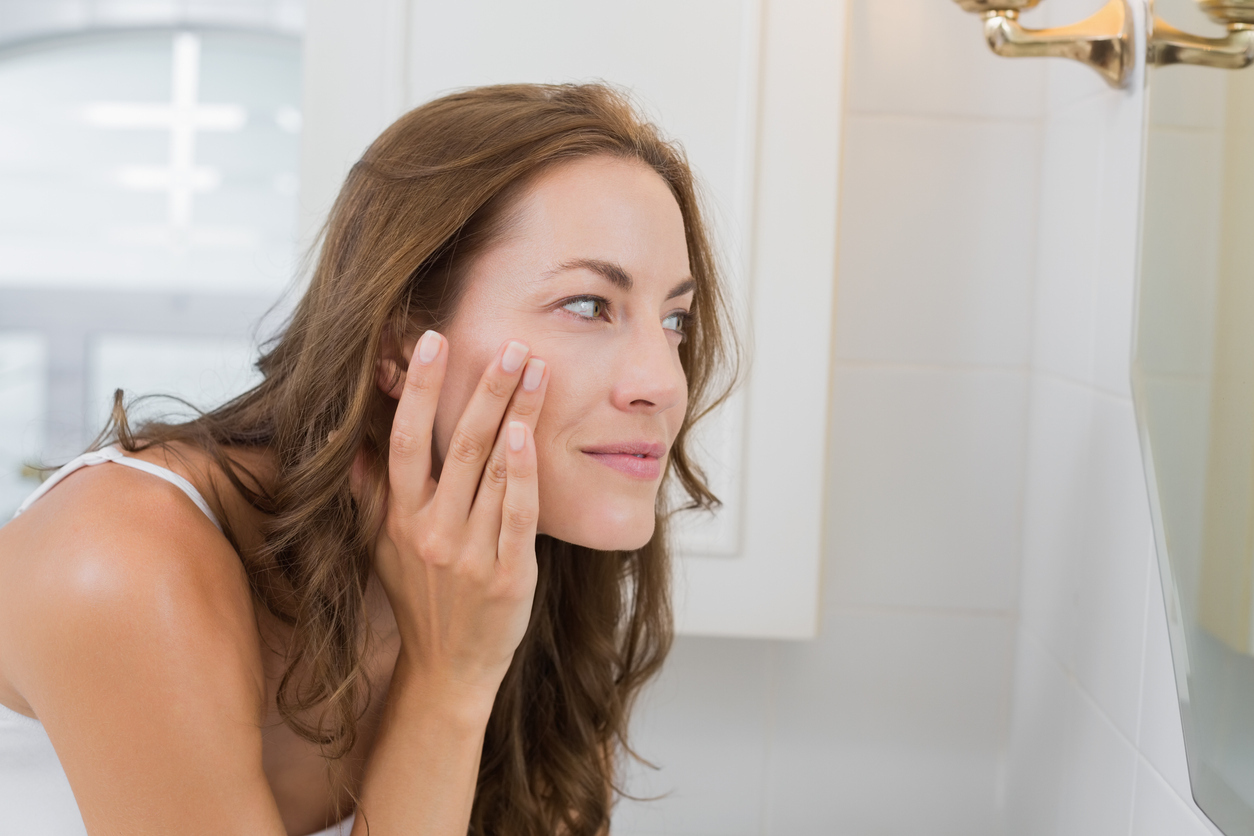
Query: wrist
388,651,500,729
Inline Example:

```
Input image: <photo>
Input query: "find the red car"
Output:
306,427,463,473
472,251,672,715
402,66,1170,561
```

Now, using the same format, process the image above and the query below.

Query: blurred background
0,1,304,516
0,0,1224,835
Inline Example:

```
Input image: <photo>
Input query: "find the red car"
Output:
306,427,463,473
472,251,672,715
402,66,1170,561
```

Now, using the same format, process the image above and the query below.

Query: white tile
1070,393,1153,740
1018,383,1151,737
1131,758,1225,836
1092,88,1148,398
765,609,1012,836
834,115,1039,368
1007,628,1147,836
1042,51,1112,118
1139,544,1194,801
846,0,1045,120
825,366,1027,612
1004,631,1071,836
1033,96,1106,383
1018,374,1093,662
613,637,772,836
1055,686,1139,836
1044,0,1137,112
1018,386,1148,736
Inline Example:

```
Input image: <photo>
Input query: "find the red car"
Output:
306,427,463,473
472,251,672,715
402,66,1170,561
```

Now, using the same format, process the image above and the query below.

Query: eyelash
560,295,691,341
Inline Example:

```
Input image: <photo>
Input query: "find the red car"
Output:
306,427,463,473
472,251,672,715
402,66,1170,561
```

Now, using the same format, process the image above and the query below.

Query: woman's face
433,155,693,551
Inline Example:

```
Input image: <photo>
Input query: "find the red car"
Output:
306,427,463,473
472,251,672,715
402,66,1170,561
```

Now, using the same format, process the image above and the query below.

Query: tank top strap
12,446,223,533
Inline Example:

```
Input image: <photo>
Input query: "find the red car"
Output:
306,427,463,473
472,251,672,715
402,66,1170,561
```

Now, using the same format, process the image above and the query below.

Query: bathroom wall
616,0,1044,832
618,0,1227,834
1001,0,1224,831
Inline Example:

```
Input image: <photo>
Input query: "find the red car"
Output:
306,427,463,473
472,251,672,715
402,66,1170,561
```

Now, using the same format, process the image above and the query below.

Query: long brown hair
106,83,741,835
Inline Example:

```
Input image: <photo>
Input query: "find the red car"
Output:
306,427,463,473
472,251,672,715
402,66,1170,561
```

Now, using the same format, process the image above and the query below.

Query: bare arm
351,330,548,834
0,470,288,835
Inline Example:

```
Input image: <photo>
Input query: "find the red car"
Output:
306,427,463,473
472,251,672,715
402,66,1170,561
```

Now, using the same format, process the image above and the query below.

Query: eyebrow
546,258,696,301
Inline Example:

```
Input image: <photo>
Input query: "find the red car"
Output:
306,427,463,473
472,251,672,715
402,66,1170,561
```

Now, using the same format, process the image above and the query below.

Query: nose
609,322,687,415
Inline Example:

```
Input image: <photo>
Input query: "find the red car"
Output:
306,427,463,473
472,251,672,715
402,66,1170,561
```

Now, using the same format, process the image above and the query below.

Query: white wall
618,0,1226,833
1002,0,1224,832
617,0,1044,832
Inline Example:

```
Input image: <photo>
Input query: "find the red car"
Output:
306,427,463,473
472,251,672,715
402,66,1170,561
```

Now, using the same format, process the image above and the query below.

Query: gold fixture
1149,0,1254,69
951,0,1135,88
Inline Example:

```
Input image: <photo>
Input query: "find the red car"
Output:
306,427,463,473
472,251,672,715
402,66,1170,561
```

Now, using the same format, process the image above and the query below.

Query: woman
0,83,739,835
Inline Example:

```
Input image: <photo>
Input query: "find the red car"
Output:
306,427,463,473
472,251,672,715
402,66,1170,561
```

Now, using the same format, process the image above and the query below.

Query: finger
497,421,539,570
388,329,446,514
470,356,548,529
434,338,530,519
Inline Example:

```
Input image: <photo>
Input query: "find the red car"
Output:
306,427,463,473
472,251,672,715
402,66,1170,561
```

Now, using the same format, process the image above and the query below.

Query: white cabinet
300,0,846,639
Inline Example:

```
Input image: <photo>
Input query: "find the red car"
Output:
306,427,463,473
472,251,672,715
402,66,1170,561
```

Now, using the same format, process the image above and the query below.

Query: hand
371,331,549,710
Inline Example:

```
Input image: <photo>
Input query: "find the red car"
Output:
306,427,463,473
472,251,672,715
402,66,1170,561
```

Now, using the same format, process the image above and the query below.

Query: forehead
484,155,692,287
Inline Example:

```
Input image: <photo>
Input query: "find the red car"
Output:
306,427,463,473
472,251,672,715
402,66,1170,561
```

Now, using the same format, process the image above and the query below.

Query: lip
581,440,667,480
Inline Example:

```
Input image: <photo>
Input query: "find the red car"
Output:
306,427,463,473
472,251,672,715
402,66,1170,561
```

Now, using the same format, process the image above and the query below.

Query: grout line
1133,750,1222,834
759,641,776,836
829,602,1017,620
1030,366,1135,403
1043,86,1112,117
1020,625,1144,756
832,358,1030,375
1146,124,1228,137
843,109,1044,128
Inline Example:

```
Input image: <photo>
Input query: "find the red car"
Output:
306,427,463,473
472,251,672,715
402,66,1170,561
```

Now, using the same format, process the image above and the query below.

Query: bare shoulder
0,452,261,698
0,456,285,833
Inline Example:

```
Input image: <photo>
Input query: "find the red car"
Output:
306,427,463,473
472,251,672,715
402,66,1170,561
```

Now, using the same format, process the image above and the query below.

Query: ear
376,329,420,400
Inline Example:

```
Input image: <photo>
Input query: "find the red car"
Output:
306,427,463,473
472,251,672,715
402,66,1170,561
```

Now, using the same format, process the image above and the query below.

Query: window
0,28,301,517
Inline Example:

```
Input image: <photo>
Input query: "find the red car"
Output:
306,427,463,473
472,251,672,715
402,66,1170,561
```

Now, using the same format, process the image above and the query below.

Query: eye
663,310,690,342
562,295,609,320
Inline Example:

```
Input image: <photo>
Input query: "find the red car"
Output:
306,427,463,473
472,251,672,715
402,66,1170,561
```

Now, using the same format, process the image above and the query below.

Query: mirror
1136,0,1254,830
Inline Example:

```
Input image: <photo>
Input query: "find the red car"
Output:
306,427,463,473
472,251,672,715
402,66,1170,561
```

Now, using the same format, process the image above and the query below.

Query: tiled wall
617,0,1230,834
617,0,1044,833
1002,0,1221,832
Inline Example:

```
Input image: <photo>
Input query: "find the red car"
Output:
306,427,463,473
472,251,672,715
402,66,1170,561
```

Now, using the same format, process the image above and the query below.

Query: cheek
430,344,495,466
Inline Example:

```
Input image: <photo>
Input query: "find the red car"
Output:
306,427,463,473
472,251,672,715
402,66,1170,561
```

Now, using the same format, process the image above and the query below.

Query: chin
539,503,657,551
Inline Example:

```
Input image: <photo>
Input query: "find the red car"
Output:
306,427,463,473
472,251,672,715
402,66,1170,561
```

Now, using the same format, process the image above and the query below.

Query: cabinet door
300,0,846,638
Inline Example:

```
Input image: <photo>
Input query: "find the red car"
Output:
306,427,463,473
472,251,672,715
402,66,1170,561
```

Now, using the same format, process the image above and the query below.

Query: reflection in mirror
1136,0,1254,830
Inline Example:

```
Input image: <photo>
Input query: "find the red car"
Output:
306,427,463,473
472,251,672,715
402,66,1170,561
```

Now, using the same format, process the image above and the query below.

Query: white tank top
1,447,355,836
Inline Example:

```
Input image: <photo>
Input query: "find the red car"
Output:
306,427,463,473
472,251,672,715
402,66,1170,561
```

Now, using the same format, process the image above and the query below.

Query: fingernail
417,330,440,365
501,341,528,374
509,421,525,451
522,358,545,392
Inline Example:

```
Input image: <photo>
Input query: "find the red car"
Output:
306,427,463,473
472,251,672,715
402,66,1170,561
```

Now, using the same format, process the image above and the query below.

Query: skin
0,152,692,835
388,153,694,552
